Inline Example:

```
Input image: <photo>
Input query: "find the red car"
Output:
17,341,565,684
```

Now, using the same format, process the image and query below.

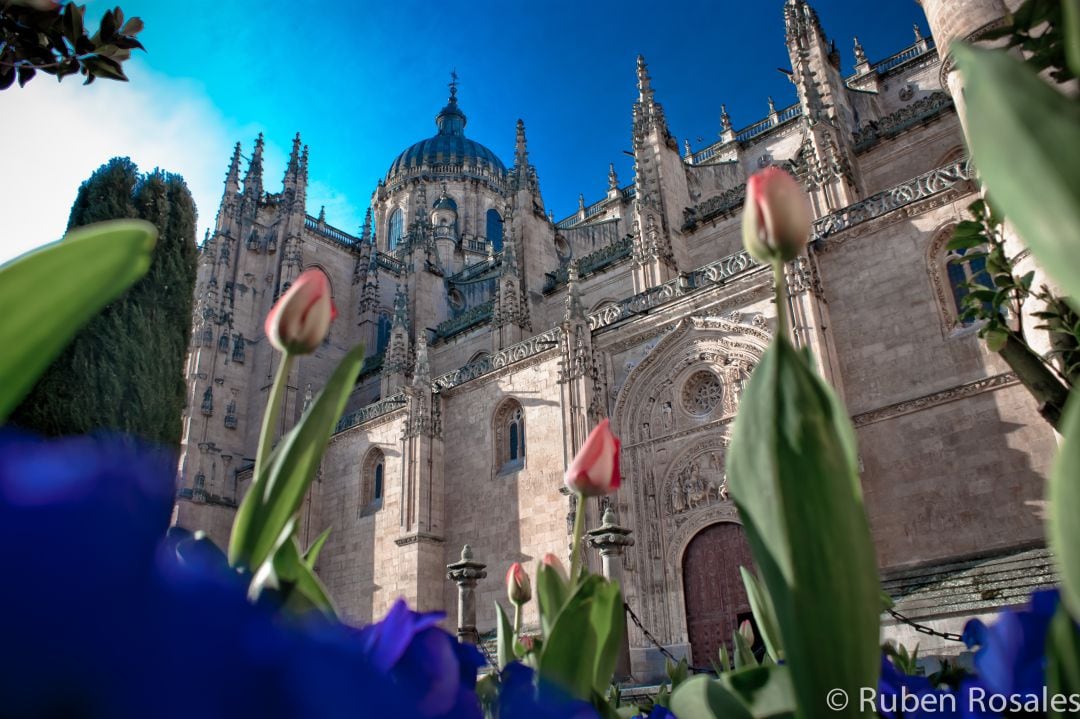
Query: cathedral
175,0,1058,680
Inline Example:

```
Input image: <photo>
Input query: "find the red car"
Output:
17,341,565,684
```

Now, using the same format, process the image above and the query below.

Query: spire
412,331,430,387
224,142,242,194
608,163,619,190
242,133,264,200
300,145,309,183
317,205,326,224
683,139,692,158
720,104,732,134
636,55,653,103
853,36,867,66
913,23,923,42
392,284,409,328
767,97,777,114
578,193,586,212
360,207,373,243
514,118,529,168
284,132,302,184
564,263,586,322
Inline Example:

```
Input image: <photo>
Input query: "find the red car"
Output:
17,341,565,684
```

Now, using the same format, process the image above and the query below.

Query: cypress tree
11,158,198,447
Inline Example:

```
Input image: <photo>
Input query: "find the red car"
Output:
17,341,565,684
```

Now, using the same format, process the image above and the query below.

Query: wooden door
681,522,755,667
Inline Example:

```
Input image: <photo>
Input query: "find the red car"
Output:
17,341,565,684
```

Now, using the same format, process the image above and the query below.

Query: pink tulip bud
541,552,569,583
506,562,531,605
741,166,812,263
739,619,756,646
564,418,622,497
264,269,337,354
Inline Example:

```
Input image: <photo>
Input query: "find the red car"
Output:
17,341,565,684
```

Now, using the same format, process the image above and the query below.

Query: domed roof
386,88,507,181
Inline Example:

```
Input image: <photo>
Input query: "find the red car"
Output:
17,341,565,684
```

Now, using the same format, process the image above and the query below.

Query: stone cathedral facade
175,0,1057,679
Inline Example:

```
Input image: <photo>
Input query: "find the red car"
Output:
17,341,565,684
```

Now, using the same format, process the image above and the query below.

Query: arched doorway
682,522,755,667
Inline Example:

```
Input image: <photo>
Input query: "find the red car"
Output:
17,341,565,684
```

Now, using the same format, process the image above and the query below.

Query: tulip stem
513,603,522,638
772,260,790,341
569,491,587,585
255,352,295,480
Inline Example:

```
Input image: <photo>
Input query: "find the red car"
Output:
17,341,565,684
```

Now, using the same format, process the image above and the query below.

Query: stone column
446,544,487,644
586,507,635,681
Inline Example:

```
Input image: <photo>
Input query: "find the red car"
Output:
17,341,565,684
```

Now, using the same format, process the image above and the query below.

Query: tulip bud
541,552,569,583
264,269,337,354
506,562,531,606
739,619,756,647
741,166,812,263
564,418,622,497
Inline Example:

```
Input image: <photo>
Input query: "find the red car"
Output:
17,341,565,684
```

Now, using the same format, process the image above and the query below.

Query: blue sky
1,0,927,262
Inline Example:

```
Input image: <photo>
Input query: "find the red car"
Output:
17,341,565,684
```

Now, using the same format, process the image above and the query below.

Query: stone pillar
586,507,635,681
446,544,487,644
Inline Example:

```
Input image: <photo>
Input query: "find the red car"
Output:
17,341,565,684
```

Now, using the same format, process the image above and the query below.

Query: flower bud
506,562,531,606
541,552,569,583
738,619,756,647
564,418,622,497
741,166,812,263
264,269,337,354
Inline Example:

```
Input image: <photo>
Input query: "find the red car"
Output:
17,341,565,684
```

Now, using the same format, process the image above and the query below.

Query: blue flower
962,589,1058,696
498,661,600,719
0,431,478,718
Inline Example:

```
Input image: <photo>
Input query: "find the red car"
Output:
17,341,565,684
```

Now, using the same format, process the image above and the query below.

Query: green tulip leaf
1050,394,1080,621
733,627,758,670
952,44,1080,306
229,343,365,569
726,337,880,718
303,526,332,570
741,567,783,663
496,601,515,670
536,561,570,636
0,220,157,422
539,575,624,699
269,535,336,617
670,675,754,719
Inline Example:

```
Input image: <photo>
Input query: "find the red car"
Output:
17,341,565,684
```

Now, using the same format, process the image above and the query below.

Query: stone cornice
852,372,1019,428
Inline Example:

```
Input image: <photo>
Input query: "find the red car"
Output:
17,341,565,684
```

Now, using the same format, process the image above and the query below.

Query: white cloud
0,65,273,263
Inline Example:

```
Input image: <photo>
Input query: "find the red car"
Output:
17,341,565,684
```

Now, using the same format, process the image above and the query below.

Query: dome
386,89,507,181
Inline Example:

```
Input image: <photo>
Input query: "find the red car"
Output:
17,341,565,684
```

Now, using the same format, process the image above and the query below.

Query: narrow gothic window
218,332,229,352
947,247,993,324
494,399,525,474
360,448,385,517
201,325,213,347
232,334,245,363
388,208,404,250
487,209,503,253
376,313,392,354
224,399,237,429
201,386,213,416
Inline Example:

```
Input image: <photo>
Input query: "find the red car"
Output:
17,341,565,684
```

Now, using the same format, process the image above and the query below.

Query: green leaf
536,561,570,636
539,575,624,700
725,665,797,718
740,567,783,663
669,675,754,719
717,643,731,675
496,602,515,670
952,44,1080,307
0,220,156,423
228,343,365,569
733,628,758,670
303,526,332,570
271,536,336,617
1047,602,1080,719
725,337,880,718
985,327,1009,352
1063,0,1080,79
1050,393,1080,620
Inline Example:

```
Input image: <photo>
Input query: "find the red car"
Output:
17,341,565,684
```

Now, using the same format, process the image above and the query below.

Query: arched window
487,209,503,253
360,447,385,517
494,398,525,474
388,208,404,251
946,247,993,323
928,224,994,336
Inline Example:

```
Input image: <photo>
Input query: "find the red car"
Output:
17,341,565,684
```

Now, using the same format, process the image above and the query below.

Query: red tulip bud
541,552,569,583
739,619,756,647
506,562,531,606
741,166,812,263
264,269,337,354
564,419,622,497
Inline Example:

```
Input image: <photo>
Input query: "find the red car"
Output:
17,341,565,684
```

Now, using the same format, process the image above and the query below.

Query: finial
636,55,653,99
767,96,777,114
578,193,586,212
720,104,732,132
683,138,691,157
317,205,326,224
449,68,459,101
608,162,618,190
601,506,617,527
461,544,473,561
853,36,867,65
913,23,923,42
515,118,528,166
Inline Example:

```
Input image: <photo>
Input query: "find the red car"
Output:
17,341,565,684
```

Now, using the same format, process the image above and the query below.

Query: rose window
682,370,722,416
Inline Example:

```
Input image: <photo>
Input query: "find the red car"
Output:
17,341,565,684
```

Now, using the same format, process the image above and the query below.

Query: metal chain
886,607,965,643
624,601,714,674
